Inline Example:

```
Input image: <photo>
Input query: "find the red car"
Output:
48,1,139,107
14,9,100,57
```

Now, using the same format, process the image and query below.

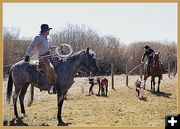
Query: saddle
34,61,44,73
29,60,47,74
26,63,41,82
26,62,49,92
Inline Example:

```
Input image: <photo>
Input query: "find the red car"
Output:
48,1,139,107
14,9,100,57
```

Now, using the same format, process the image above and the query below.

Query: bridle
85,53,92,71
70,51,92,69
153,54,159,67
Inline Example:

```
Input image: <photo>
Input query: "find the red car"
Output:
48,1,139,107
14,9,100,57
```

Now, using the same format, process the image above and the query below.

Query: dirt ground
3,74,177,127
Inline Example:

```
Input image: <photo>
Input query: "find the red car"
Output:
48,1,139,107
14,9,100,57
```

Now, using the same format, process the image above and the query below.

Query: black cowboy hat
143,45,150,49
40,24,52,33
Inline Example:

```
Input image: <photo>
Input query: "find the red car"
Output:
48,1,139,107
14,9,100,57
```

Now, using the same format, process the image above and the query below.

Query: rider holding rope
141,45,165,77
24,24,57,94
141,45,155,76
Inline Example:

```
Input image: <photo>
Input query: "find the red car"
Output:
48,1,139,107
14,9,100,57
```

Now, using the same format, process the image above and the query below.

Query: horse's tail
6,69,13,104
27,85,34,107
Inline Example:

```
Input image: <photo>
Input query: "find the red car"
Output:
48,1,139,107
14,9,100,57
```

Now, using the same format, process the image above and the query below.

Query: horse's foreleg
105,85,108,96
157,77,161,92
57,99,64,124
151,77,155,92
153,81,155,92
13,86,21,118
19,84,29,117
151,80,152,91
151,76,155,91
57,93,67,126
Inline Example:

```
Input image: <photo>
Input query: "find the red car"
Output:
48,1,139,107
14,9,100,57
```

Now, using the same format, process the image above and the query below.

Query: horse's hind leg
19,84,29,117
153,81,155,92
157,77,161,92
28,85,34,107
13,86,21,118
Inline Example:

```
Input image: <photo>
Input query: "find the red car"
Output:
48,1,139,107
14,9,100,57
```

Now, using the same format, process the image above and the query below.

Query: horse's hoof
58,121,69,126
27,102,32,107
22,113,27,118
15,116,20,120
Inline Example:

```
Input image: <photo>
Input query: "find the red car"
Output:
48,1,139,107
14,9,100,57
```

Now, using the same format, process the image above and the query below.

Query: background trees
3,24,177,76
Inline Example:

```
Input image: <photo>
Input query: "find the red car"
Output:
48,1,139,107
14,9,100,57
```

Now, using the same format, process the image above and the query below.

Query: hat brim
40,28,52,33
143,46,150,49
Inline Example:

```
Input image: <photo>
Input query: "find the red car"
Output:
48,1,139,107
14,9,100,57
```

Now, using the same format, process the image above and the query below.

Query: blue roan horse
6,48,100,126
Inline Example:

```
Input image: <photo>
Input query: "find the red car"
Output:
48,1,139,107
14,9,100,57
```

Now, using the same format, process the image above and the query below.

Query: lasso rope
127,63,144,76
3,44,73,68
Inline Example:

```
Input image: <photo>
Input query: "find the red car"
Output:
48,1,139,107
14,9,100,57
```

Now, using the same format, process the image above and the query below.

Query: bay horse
144,52,162,92
6,48,100,126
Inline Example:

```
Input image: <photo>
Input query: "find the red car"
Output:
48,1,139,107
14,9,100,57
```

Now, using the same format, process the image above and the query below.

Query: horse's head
83,48,100,74
153,52,160,66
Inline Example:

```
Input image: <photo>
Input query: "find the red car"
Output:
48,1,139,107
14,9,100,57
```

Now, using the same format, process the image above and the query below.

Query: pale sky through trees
3,3,177,44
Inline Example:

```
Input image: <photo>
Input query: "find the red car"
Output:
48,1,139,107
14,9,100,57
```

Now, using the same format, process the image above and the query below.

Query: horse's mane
68,49,96,59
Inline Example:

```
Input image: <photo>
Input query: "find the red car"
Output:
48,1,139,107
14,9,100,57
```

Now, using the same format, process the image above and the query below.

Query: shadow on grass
3,117,52,126
3,117,29,126
57,122,72,126
147,90,172,98
139,97,148,102
95,94,108,97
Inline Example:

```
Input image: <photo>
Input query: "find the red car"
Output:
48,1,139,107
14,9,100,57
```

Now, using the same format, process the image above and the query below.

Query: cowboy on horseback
141,45,165,78
24,24,57,94
141,45,155,76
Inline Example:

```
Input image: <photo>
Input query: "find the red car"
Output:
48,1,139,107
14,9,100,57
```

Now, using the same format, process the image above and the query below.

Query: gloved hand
141,61,144,64
24,55,30,62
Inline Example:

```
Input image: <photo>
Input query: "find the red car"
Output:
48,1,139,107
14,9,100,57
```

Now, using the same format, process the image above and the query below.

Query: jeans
146,59,153,75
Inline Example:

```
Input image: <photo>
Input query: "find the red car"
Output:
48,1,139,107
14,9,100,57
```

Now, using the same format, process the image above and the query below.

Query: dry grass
3,74,177,127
